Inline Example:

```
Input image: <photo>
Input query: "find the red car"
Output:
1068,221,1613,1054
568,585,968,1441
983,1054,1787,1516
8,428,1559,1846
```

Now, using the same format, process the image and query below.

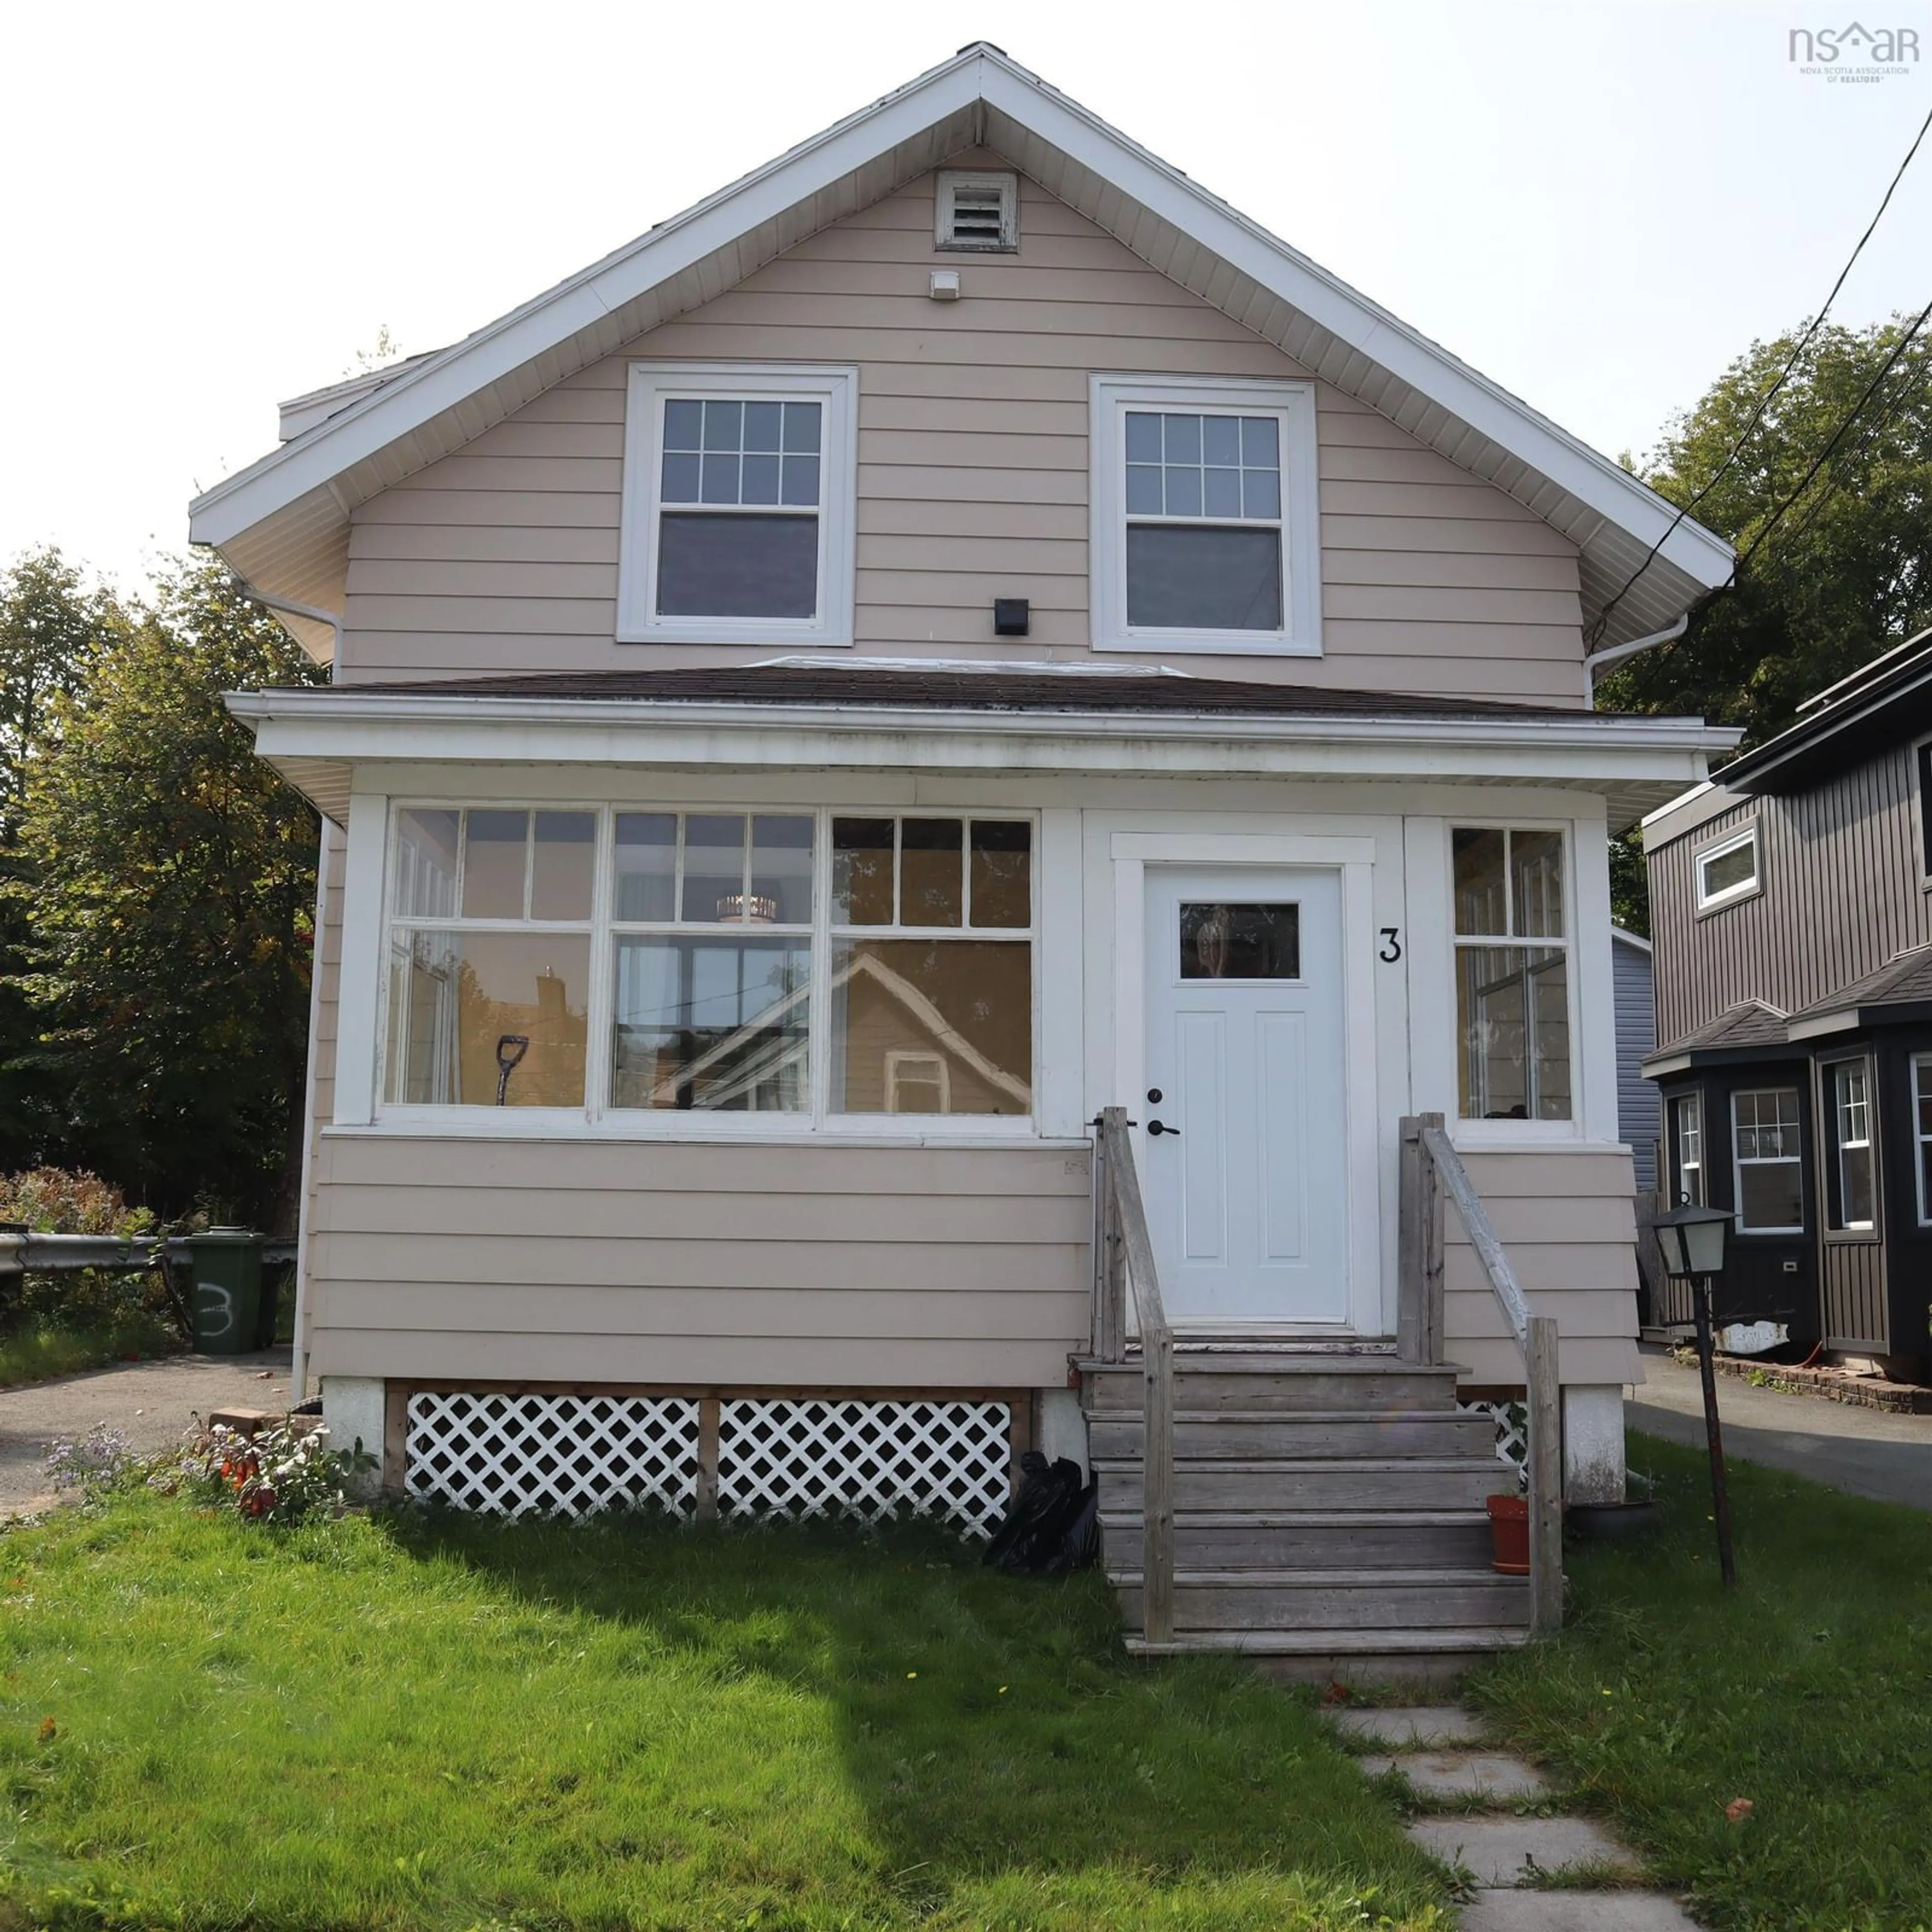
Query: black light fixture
1645,1194,1737,1587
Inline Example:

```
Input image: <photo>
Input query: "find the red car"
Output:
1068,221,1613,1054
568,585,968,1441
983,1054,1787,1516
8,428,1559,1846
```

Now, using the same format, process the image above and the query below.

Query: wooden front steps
1080,1349,1530,1668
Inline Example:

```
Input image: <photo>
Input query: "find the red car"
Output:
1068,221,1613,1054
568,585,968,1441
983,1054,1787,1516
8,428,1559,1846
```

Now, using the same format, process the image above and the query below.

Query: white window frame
1448,823,1579,1137
1694,823,1760,913
1730,1086,1805,1235
1913,734,1932,890
1671,1090,1704,1204
1913,1052,1932,1225
934,169,1018,251
1088,374,1322,658
1826,1056,1876,1233
616,362,857,649
371,801,1039,1141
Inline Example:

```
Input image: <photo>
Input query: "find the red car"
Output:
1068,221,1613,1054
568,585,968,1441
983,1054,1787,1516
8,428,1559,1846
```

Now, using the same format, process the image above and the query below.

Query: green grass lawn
1470,1429,1932,1932
0,1496,1450,1931
0,1322,177,1392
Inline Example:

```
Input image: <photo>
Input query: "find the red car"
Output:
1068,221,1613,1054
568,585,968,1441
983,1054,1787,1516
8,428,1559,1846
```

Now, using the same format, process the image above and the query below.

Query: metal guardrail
0,1232,295,1274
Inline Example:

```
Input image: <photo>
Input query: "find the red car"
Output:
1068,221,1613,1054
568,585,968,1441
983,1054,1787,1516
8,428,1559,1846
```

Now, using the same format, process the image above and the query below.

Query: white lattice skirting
405,1392,701,1518
1459,1398,1530,1478
718,1398,1011,1536
403,1390,1012,1533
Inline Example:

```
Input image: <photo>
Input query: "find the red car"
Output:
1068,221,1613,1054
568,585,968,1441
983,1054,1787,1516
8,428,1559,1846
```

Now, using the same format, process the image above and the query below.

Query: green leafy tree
15,557,326,1226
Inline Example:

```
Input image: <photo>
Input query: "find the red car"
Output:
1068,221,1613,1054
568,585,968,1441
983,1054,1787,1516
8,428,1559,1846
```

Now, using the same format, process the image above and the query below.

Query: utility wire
1588,97,1932,644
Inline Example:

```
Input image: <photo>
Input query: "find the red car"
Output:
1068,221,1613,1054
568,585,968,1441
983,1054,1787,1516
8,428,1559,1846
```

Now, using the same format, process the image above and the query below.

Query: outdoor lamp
1651,1199,1730,1281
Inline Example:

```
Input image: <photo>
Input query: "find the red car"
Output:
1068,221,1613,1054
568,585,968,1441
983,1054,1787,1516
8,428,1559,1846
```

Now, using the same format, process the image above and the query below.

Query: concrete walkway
1331,1705,1696,1929
0,1349,294,1515
1628,1344,1932,1511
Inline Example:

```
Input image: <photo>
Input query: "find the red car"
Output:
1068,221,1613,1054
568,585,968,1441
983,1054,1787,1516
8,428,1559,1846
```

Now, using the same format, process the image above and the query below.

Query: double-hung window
378,806,1035,1128
1671,1092,1704,1204
1695,825,1759,912
618,363,857,647
1731,1088,1804,1233
1451,828,1572,1122
1826,1059,1876,1231
1913,1053,1932,1225
1090,376,1321,655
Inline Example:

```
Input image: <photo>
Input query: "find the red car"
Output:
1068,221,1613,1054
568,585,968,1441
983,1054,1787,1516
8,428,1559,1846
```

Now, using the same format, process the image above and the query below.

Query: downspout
1583,614,1689,709
248,590,344,1407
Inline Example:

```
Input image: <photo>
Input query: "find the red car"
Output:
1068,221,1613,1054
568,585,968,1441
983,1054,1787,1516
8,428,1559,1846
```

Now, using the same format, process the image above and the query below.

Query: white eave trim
188,45,1733,596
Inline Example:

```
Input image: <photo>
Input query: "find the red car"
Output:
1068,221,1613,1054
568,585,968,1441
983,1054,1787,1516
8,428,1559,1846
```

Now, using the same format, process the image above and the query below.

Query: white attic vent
935,170,1018,252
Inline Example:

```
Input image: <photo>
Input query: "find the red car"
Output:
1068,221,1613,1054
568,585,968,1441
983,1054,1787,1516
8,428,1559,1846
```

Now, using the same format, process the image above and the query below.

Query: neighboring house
1612,927,1659,1190
191,46,1735,1659
1643,628,1932,1375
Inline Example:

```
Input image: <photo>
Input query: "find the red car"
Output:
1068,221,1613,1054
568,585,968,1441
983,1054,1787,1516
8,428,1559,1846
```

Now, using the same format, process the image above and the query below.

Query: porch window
617,363,857,647
1827,1059,1876,1232
1451,827,1572,1121
1670,1092,1704,1204
383,809,594,1109
1913,1053,1932,1225
1731,1087,1804,1233
377,805,1035,1129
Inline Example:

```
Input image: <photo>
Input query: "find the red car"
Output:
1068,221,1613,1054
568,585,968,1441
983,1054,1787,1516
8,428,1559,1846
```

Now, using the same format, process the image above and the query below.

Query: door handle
1147,1119,1179,1137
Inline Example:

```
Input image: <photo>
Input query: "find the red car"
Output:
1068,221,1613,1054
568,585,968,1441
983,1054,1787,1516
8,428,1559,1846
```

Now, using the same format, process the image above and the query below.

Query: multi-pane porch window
384,809,595,1108
1451,828,1571,1121
378,806,1034,1125
1829,1060,1875,1231
1731,1088,1803,1233
1671,1092,1704,1204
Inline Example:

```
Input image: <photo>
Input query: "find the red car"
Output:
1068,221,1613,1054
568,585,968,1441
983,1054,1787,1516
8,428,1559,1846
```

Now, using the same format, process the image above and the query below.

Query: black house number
1379,927,1403,963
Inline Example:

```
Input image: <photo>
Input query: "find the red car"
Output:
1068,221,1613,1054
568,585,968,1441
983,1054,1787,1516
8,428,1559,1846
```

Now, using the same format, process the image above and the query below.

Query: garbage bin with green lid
185,1230,264,1356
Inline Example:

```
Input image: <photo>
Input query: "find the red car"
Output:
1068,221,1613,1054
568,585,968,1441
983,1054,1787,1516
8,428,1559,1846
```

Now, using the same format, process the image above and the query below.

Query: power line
1588,97,1932,644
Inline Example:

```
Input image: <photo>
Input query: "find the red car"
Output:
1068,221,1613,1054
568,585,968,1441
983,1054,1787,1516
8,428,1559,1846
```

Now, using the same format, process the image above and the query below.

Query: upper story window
1826,1058,1876,1232
1731,1087,1803,1233
1695,824,1759,912
1451,827,1572,1122
1670,1091,1704,1203
935,170,1018,251
618,363,856,648
1089,376,1321,657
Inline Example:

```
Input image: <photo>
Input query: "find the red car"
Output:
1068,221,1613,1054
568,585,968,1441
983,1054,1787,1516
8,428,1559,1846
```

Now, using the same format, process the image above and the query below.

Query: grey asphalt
1627,1343,1932,1510
0,1348,293,1515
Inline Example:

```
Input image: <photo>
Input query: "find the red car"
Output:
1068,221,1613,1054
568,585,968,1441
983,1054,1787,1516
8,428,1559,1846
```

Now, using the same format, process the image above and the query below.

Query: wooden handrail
1400,1116,1563,1637
1092,1107,1176,1646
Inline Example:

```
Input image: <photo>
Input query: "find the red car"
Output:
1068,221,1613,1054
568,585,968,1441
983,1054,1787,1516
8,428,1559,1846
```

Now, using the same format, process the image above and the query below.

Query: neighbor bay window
379,805,1034,1127
1451,827,1572,1122
1826,1059,1876,1232
1731,1088,1804,1234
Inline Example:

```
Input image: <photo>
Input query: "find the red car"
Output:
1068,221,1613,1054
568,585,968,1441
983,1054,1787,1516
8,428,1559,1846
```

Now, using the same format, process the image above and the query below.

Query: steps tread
1077,1354,1461,1375
1095,1408,1477,1424
1106,1566,1523,1588
1092,1456,1509,1474
1100,1508,1492,1527
1125,1626,1532,1656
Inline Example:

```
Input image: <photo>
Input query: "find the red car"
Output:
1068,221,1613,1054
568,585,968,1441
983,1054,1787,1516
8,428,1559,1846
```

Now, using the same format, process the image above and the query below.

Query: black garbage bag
983,1450,1098,1574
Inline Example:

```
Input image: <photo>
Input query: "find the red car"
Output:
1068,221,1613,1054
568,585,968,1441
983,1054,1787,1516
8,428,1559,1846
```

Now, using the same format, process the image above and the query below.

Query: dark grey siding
1822,1238,1888,1350
1613,933,1658,1187
1649,741,1929,1048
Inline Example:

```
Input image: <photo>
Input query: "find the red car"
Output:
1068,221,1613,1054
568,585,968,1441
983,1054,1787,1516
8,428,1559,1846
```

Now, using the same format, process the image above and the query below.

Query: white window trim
1826,1056,1876,1234
1671,1090,1704,1204
1730,1086,1805,1235
1914,1052,1932,1226
616,362,857,649
934,169,1018,251
1694,822,1761,914
1448,823,1581,1140
1088,373,1322,658
369,800,1040,1141
1912,733,1932,890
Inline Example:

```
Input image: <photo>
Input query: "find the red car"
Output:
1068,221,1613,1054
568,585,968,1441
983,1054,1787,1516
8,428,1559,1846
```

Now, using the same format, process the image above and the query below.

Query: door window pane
613,814,677,922
1124,524,1282,631
610,937,809,1112
384,930,590,1106
462,811,529,920
830,939,1031,1116
530,812,596,921
1457,946,1570,1120
1179,903,1301,980
969,821,1031,928
832,819,895,925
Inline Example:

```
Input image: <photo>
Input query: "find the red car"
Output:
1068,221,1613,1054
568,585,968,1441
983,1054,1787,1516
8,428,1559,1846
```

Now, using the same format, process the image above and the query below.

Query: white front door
1141,866,1351,1328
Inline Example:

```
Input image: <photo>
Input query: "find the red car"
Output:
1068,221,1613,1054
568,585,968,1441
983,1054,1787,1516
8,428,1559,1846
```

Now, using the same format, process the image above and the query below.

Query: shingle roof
1650,1001,1791,1062
310,664,1592,722
1791,942,1932,1021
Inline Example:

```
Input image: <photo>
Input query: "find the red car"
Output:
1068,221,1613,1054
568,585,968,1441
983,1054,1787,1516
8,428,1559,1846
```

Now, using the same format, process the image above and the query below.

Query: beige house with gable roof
193,45,1736,1663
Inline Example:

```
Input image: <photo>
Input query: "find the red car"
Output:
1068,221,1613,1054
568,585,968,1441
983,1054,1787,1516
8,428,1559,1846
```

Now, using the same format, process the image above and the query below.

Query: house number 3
1379,927,1403,963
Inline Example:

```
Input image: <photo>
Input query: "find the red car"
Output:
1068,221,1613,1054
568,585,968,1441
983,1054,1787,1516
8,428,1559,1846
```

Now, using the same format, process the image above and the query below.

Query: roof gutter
1583,613,1688,709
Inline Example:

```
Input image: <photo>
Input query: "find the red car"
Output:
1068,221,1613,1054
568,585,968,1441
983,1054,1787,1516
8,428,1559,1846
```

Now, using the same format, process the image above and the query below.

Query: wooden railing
1091,1106,1175,1646
1398,1112,1563,1636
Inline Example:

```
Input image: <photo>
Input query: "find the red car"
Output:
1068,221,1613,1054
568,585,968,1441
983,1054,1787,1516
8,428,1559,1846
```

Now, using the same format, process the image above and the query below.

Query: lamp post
1650,1198,1735,1587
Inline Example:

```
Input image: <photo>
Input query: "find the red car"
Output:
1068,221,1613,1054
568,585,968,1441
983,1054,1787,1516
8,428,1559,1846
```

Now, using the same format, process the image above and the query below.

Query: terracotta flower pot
1486,1492,1530,1575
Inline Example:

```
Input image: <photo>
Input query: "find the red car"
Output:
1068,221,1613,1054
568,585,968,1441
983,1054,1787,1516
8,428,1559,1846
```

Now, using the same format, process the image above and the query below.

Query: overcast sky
4,0,1928,596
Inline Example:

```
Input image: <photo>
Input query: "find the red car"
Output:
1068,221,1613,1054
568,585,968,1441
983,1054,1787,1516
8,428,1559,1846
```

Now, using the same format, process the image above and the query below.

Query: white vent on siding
935,170,1018,251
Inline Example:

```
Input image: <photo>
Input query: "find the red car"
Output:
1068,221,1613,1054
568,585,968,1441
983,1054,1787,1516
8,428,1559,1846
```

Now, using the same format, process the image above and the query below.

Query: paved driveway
0,1349,293,1516
1628,1344,1932,1511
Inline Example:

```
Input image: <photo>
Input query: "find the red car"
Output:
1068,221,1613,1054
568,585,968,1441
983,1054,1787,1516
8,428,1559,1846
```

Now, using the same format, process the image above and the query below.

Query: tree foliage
10,556,325,1226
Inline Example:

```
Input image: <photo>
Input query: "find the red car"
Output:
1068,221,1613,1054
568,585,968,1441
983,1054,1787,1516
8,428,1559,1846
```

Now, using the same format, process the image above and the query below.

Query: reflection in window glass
610,937,809,1111
462,811,529,920
1511,831,1565,939
1832,1062,1874,1230
1452,829,1509,936
613,814,676,922
1732,1088,1803,1232
1179,903,1301,980
832,819,895,926
682,815,747,923
1697,832,1758,905
393,810,459,918
384,930,590,1106
969,821,1031,928
750,816,814,924
530,813,595,921
1456,946,1570,1120
830,939,1031,1116
900,819,964,928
